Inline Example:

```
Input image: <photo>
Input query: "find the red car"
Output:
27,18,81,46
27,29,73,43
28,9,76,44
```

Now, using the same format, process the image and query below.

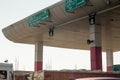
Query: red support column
107,66,112,71
91,47,102,70
106,49,113,72
89,14,102,71
34,42,43,72
104,19,113,72
35,61,42,71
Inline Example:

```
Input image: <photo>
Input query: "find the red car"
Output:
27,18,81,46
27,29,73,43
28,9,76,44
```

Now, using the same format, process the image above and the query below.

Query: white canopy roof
2,0,120,51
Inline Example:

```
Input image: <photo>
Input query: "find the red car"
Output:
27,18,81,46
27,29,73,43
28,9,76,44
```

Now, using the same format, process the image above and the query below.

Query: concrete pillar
89,14,102,71
35,42,43,71
104,17,113,72
106,49,113,71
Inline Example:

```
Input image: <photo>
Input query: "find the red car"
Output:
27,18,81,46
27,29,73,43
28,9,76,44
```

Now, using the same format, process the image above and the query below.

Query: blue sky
0,0,120,71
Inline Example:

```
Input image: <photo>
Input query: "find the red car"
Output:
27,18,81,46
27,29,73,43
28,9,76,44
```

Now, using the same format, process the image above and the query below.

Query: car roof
76,77,120,80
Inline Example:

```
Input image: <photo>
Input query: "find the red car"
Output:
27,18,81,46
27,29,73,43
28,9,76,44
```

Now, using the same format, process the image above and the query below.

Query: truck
0,63,14,80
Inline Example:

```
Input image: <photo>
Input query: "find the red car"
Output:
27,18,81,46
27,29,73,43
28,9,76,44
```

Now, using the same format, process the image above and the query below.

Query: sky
0,0,120,71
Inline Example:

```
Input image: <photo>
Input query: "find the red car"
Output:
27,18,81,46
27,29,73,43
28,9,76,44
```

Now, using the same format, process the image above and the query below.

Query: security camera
49,27,54,37
87,39,94,45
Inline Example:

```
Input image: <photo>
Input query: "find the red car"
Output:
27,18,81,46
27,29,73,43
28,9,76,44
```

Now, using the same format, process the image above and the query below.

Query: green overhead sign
28,9,49,26
65,0,86,12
